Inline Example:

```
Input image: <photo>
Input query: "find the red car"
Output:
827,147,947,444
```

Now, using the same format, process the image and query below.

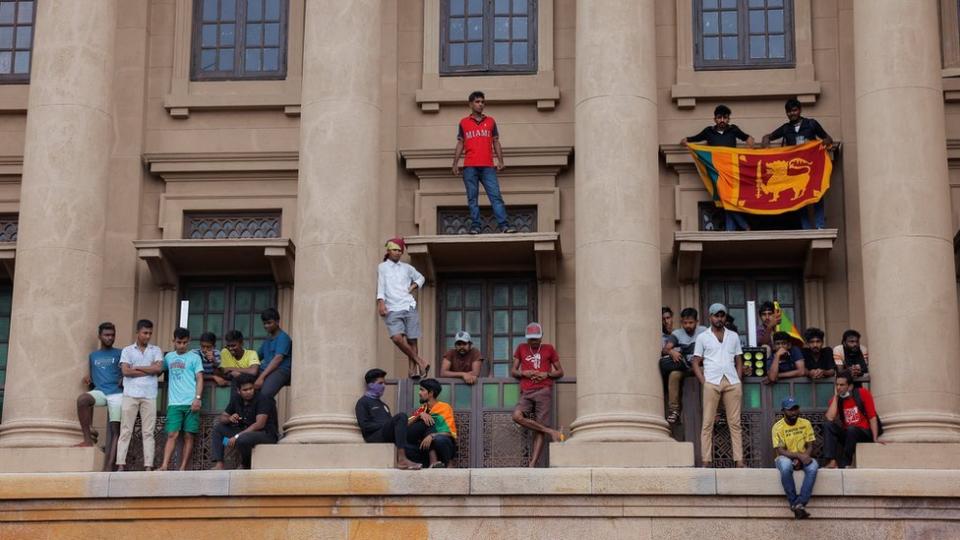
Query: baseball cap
454,330,472,343
525,322,543,339
708,303,728,316
781,396,799,410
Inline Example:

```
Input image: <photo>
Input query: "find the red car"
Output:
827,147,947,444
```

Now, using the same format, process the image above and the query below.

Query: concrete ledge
716,467,842,496
548,441,695,467
842,469,960,497
229,468,470,496
251,443,394,469
0,447,103,473
470,468,591,494
592,467,716,495
856,443,960,469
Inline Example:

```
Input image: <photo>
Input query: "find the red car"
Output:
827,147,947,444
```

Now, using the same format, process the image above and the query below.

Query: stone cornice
399,146,573,179
142,152,299,180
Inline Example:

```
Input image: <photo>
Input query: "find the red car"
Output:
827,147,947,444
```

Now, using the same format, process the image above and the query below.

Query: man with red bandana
377,237,430,378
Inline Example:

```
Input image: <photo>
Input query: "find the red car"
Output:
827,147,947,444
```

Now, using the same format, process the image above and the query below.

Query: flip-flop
422,364,431,377
429,462,446,468
399,462,422,470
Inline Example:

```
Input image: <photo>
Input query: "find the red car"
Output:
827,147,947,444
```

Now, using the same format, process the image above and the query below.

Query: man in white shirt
377,238,429,379
691,303,745,468
115,319,164,471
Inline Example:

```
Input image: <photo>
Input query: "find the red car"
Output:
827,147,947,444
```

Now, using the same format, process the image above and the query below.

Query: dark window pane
16,1,32,23
449,0,464,17
495,16,509,39
769,35,785,58
12,49,27,73
449,18,464,41
467,41,482,64
749,9,765,32
721,11,737,34
721,36,737,59
494,41,509,64
0,3,13,24
219,23,235,46
246,23,262,46
467,0,482,15
721,0,736,7
202,0,218,21
495,0,510,14
703,0,718,8
200,48,217,70
769,10,784,33
202,24,218,47
264,22,280,46
749,0,764,6
0,51,10,73
263,47,279,70
248,0,263,21
702,12,718,35
221,0,236,20
703,36,719,60
218,48,234,70
511,41,526,64
14,26,29,49
768,0,783,6
513,16,527,39
513,0,527,14
0,27,11,48
265,0,281,20
467,16,482,40
750,35,765,58
449,43,464,65
245,48,260,71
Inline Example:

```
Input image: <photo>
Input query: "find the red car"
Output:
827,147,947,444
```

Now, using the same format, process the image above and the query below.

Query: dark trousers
823,422,872,468
260,370,291,400
406,420,457,466
365,413,411,450
211,422,278,468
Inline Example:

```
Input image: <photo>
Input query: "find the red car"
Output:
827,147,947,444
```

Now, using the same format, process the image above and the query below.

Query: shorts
514,386,553,426
165,404,200,434
88,390,123,423
384,308,421,340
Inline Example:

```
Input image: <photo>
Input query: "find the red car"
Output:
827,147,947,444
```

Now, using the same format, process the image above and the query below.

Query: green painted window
182,280,276,352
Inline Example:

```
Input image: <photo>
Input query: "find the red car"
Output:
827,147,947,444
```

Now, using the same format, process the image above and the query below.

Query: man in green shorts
158,327,204,471
75,322,123,471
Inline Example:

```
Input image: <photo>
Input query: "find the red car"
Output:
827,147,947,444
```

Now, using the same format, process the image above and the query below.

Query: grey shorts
384,308,421,340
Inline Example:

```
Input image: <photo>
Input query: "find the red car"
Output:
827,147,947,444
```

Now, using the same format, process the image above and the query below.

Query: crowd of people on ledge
661,302,881,519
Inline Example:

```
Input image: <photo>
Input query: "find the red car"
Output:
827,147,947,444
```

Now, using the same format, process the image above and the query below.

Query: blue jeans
462,166,508,229
724,210,749,231
775,455,819,506
799,200,826,229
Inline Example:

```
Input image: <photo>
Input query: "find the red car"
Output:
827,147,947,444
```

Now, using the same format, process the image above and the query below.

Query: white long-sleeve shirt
377,260,425,312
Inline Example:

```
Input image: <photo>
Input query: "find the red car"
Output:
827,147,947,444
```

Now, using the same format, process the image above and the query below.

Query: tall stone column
253,0,392,467
551,0,692,466
853,0,960,467
0,0,117,469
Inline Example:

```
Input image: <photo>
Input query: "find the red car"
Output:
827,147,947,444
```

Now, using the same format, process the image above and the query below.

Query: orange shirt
411,401,457,439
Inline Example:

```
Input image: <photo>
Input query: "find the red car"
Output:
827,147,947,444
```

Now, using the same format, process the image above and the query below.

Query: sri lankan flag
774,301,804,347
687,141,832,215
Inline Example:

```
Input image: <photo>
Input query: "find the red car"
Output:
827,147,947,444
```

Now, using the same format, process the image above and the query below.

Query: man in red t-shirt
823,371,880,468
451,91,515,235
511,322,565,467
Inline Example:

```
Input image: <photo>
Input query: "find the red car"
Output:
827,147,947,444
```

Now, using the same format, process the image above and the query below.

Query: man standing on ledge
692,303,745,468
75,322,123,471
378,237,430,378
772,396,818,519
511,322,566,467
451,90,516,234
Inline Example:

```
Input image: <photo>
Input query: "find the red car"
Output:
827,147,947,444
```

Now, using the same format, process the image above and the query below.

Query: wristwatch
195,395,202,400
233,434,240,440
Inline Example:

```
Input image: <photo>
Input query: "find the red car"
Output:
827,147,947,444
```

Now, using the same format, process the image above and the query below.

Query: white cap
454,330,472,343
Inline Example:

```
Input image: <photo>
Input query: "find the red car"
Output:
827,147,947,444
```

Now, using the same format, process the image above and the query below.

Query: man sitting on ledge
408,378,458,468
823,370,880,468
355,368,423,470
210,373,278,470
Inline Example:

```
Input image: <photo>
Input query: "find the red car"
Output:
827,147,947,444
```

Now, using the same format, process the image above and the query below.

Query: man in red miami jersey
451,91,516,234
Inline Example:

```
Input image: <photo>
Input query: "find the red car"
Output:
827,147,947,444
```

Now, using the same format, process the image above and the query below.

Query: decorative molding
0,216,18,242
0,241,15,278
438,206,537,235
400,146,573,178
405,232,561,282
184,212,281,240
134,238,296,288
0,156,23,177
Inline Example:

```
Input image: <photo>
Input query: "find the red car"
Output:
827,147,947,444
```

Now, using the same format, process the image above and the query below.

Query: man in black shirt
210,373,278,469
355,368,423,470
681,104,754,231
801,327,835,380
762,98,834,229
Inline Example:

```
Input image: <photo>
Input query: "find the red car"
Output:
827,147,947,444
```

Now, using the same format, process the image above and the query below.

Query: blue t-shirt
89,348,122,395
258,330,292,374
777,345,805,373
164,350,204,406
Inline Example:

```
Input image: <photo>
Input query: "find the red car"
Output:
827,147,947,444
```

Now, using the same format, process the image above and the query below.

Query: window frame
0,0,35,84
190,0,290,82
440,0,539,76
699,272,804,342
693,0,795,71
180,279,278,352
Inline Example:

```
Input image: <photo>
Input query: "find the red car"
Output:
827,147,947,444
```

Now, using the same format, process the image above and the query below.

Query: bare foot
116,465,126,472
702,462,713,468
73,441,94,448
211,462,225,470
144,466,154,472
156,466,167,472
735,461,746,468
397,460,422,470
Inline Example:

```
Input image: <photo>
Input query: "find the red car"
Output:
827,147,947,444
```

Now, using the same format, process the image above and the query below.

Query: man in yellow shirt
213,330,261,387
771,396,818,519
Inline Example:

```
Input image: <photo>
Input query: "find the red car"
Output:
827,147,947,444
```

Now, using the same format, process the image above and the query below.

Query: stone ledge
0,447,103,474
251,443,394,470
856,443,960,469
549,441,695,467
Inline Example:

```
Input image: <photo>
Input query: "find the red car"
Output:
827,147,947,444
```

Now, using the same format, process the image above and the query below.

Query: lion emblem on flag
757,158,814,202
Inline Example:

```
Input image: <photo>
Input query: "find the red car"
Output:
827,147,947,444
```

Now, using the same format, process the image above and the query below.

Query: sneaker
468,228,481,235
500,226,517,234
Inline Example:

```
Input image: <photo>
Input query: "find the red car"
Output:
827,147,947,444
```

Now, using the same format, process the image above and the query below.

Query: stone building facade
0,0,956,474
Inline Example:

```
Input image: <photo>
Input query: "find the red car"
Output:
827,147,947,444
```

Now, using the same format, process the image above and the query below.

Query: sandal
429,462,446,469
666,410,681,425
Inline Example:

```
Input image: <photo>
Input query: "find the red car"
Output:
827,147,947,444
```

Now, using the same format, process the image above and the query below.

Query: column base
252,443,396,469
855,443,960,469
549,441,694,467
0,446,104,473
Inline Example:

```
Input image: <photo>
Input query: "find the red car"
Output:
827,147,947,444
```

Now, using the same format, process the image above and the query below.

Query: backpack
849,387,884,438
